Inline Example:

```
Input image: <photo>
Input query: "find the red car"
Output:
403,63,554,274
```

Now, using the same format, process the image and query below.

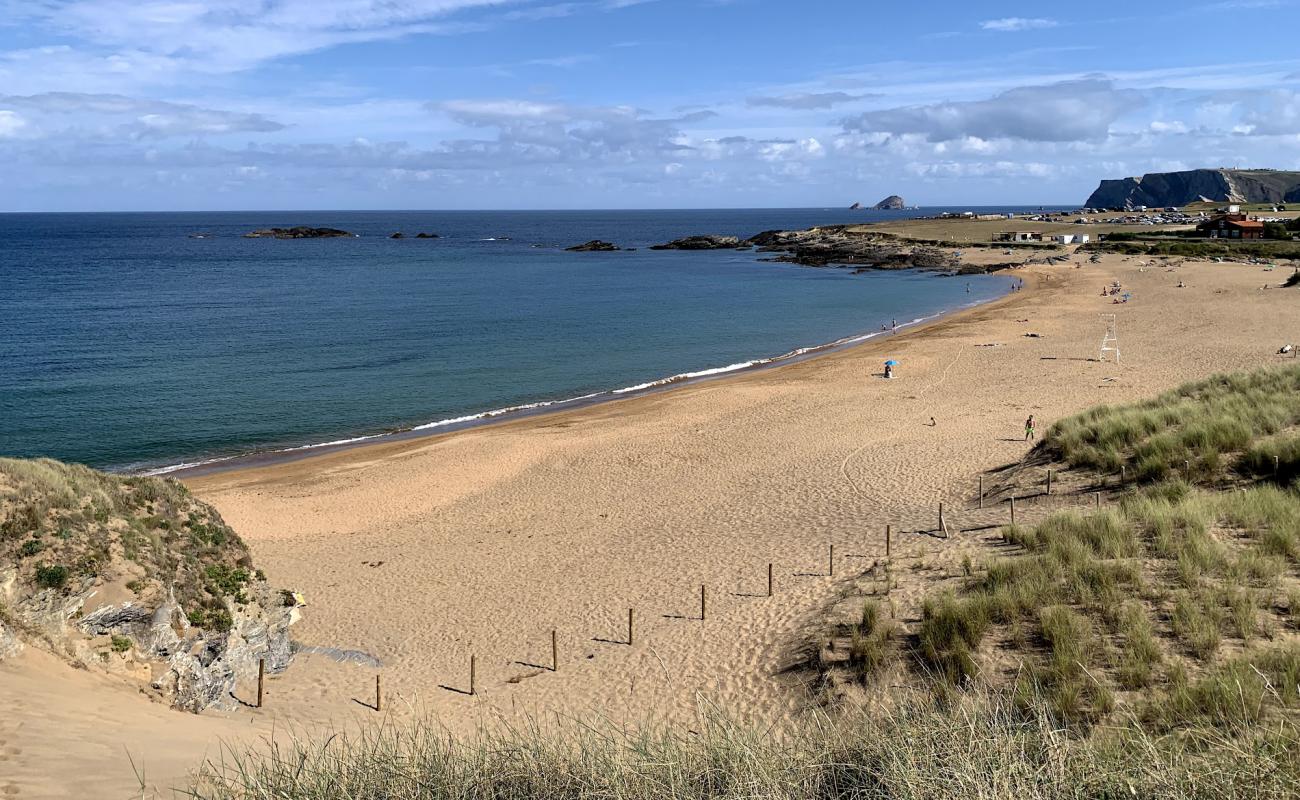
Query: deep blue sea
0,208,1052,473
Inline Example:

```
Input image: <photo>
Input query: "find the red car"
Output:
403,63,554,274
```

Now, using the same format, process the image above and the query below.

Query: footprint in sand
1,783,17,796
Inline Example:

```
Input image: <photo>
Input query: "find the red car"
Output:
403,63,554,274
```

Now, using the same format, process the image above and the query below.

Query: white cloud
745,92,875,110
980,17,1058,32
0,92,286,138
0,110,27,138
842,79,1143,143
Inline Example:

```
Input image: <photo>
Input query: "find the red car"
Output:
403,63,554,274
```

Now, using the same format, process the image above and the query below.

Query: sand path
4,253,1297,798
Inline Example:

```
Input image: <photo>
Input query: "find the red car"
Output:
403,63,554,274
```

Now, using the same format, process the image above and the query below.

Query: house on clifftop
1196,213,1265,239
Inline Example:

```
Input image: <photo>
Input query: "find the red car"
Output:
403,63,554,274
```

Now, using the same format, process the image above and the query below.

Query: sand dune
4,252,1297,798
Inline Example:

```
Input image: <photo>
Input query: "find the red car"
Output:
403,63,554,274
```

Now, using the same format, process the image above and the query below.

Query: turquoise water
0,208,1036,472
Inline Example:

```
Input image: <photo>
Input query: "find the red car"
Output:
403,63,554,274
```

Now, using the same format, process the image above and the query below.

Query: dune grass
187,691,1300,800
1044,366,1300,482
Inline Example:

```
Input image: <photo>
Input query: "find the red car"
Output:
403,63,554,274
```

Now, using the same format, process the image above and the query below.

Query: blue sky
1,0,1298,210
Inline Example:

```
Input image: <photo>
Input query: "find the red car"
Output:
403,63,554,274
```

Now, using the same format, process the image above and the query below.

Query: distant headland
1086,168,1300,209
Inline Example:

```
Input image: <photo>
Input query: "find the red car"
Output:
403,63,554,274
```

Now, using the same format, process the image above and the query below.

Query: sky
1,0,1299,211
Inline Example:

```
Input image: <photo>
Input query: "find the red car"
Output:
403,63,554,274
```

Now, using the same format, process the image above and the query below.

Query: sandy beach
3,251,1297,798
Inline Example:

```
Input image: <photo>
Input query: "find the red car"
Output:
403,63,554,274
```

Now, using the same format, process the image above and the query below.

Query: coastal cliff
0,458,302,712
1086,168,1300,208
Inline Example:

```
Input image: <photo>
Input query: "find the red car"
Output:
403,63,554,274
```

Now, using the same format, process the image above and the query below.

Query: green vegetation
0,457,257,631
110,634,132,653
1044,366,1300,481
1085,237,1300,259
34,564,69,589
189,694,1300,800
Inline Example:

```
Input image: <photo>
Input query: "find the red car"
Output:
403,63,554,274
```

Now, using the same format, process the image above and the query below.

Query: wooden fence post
885,524,891,558
375,674,382,712
1010,495,1016,525
551,629,558,672
470,655,477,696
1046,469,1053,495
628,608,634,646
1095,491,1102,509
978,474,984,509
700,585,707,621
829,544,835,576
256,658,265,709
767,563,773,597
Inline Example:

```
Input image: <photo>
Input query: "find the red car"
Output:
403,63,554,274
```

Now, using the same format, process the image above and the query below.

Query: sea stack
872,195,906,210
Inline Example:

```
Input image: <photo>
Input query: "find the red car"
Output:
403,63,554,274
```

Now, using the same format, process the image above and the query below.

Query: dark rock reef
743,226,960,271
1086,169,1300,209
565,240,621,252
390,232,440,239
649,235,742,250
244,227,353,239
0,457,303,713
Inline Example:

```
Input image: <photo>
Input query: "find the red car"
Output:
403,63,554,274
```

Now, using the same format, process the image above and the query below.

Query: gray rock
244,227,353,239
565,240,621,252
649,235,742,250
872,195,906,210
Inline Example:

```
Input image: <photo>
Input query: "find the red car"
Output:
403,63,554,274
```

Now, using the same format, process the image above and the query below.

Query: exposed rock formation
1086,169,1300,209
415,232,440,239
743,226,960,271
390,232,405,239
0,457,302,712
244,227,353,239
873,195,906,210
565,240,621,252
649,235,743,250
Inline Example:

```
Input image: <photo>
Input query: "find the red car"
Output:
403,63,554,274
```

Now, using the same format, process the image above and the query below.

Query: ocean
0,208,1048,473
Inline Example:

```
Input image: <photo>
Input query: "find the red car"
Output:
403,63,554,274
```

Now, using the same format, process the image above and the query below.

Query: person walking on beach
1024,414,1036,441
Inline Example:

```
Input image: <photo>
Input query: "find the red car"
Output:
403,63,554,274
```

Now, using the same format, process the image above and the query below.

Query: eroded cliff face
0,458,302,712
1086,169,1300,208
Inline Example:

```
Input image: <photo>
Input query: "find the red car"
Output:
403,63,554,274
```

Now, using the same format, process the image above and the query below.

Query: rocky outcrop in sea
566,240,621,252
873,195,906,210
244,227,353,239
650,235,742,250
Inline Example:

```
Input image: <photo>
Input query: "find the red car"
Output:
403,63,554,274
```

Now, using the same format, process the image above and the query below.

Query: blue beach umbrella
884,359,899,366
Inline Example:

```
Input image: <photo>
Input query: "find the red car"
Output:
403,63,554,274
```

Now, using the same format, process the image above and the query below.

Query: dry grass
187,691,1300,800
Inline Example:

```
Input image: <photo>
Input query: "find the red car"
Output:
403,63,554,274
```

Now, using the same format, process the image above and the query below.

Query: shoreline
154,280,1016,479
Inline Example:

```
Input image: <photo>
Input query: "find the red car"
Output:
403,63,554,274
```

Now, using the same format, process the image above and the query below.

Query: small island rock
872,195,906,211
565,240,621,252
649,235,743,250
415,232,440,239
244,227,353,239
